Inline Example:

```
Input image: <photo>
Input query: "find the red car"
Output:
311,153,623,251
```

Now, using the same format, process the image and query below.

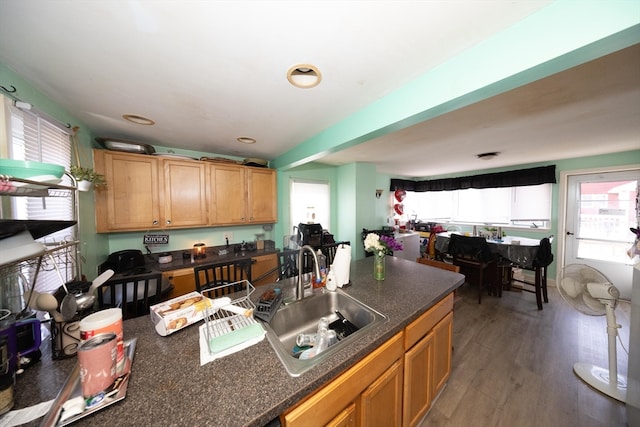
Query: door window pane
576,180,638,263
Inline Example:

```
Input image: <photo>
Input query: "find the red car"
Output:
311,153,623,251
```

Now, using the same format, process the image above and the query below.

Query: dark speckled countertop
12,256,464,427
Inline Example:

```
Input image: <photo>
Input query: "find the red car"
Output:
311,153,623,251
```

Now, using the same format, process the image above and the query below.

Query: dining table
434,232,549,309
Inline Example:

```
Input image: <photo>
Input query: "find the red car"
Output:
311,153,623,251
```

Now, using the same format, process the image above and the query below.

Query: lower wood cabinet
162,268,196,299
251,253,278,286
282,332,404,426
403,293,453,427
282,292,454,427
360,359,404,427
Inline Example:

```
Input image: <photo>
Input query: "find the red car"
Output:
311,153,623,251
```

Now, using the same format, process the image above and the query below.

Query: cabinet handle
153,220,159,225
166,220,171,225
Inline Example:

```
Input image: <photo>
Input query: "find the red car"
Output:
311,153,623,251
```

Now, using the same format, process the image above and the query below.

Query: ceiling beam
272,0,640,171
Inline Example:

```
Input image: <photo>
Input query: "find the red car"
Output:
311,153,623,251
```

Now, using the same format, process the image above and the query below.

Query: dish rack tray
202,280,263,355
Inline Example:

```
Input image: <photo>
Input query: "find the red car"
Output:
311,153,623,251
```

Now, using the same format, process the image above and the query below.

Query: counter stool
194,258,253,298
97,272,163,319
505,236,553,310
447,234,500,304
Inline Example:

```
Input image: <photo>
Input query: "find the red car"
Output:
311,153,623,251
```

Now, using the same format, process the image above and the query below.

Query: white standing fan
558,263,627,402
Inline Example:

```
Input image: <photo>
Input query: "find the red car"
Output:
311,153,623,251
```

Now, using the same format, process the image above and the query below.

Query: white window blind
5,99,76,292
404,183,552,228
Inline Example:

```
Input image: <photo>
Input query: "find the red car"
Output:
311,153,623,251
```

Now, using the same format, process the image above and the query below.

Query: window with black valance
390,165,556,192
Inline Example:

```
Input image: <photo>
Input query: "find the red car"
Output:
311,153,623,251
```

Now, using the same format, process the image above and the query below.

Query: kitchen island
12,256,464,426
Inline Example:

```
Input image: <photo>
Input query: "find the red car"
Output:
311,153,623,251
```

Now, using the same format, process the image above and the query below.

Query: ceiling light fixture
122,114,155,125
237,136,256,144
287,64,322,89
476,152,500,160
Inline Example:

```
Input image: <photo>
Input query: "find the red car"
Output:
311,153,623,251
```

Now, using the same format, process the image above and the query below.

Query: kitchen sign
143,234,169,245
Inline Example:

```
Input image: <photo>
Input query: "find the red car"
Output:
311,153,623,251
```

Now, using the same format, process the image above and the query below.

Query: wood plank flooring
421,282,630,427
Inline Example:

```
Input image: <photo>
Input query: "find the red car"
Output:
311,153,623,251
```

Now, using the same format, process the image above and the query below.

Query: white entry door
565,169,640,301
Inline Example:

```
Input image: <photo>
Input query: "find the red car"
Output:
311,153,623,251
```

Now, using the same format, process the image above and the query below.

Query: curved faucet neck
297,245,321,300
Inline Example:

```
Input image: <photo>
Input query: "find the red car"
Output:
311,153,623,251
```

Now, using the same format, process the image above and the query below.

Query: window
2,96,76,292
403,183,552,228
289,179,330,234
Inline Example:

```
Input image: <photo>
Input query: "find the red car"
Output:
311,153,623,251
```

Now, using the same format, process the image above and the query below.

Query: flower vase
374,252,385,281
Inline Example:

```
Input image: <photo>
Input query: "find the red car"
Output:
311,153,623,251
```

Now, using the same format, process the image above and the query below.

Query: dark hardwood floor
421,281,630,427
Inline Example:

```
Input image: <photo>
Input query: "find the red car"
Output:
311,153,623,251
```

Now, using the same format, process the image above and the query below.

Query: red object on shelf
394,204,404,216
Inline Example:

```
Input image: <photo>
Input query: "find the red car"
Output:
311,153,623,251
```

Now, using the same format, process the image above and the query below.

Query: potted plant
69,127,106,191
70,165,106,191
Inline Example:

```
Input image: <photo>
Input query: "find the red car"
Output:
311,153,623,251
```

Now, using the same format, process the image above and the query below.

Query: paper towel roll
331,245,351,287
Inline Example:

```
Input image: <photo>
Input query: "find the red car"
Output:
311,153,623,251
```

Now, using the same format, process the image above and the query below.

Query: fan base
574,362,627,403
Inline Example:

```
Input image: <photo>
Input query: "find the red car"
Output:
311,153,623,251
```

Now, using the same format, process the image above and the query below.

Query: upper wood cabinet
94,150,161,232
247,167,277,223
95,150,277,232
207,163,276,225
94,150,207,232
161,158,208,228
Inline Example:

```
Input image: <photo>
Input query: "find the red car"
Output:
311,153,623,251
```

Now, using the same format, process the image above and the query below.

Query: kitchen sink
260,289,386,377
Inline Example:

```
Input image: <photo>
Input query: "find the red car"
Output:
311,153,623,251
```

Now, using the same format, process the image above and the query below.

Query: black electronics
298,223,323,247
99,249,145,274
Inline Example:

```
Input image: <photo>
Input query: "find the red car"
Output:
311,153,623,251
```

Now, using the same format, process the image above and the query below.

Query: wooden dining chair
416,257,461,273
447,234,500,304
97,272,163,319
193,258,253,298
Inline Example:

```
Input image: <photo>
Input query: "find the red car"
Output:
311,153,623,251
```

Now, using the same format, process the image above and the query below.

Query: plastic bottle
313,250,328,288
325,269,337,291
296,333,317,347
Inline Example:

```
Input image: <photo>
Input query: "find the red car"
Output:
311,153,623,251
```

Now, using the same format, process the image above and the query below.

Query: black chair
277,249,316,280
447,234,500,304
320,241,351,265
193,258,253,298
507,236,554,310
97,272,163,319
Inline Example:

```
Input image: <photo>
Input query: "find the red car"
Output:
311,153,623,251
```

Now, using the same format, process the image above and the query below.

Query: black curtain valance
390,165,556,192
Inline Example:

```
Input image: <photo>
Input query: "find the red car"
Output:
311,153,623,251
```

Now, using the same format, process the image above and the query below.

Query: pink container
80,308,123,369
77,333,117,399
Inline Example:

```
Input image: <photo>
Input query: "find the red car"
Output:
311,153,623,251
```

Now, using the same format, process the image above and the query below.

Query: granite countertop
12,256,464,426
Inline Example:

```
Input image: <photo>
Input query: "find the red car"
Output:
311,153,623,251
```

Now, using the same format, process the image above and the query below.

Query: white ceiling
0,1,638,178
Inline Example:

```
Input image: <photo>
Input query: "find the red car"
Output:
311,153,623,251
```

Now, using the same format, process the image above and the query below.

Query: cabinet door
327,403,356,427
208,164,247,224
403,331,434,427
251,253,278,286
360,359,403,427
247,167,277,223
94,150,161,232
162,159,208,227
163,268,196,299
432,311,453,397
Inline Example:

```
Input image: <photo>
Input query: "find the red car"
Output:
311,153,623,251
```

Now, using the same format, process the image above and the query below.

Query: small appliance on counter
298,223,323,247
98,250,147,275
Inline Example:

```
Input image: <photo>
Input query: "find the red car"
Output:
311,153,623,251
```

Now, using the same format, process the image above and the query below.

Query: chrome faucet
297,245,321,301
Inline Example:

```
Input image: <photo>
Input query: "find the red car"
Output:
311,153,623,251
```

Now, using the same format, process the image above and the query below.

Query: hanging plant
69,126,106,191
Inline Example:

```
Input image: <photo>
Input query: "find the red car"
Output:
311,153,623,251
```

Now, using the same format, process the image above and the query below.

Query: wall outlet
223,232,233,242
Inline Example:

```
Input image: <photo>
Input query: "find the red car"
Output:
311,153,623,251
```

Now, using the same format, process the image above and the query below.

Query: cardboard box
150,291,210,336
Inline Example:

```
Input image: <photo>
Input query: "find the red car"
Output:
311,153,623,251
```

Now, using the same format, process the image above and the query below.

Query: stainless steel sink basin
261,289,386,377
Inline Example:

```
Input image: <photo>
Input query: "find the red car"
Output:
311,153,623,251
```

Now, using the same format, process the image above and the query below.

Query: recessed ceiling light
287,64,322,89
477,152,500,160
237,136,256,144
122,114,155,125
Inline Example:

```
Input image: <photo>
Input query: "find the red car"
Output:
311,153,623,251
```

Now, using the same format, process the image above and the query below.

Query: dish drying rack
202,280,264,355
